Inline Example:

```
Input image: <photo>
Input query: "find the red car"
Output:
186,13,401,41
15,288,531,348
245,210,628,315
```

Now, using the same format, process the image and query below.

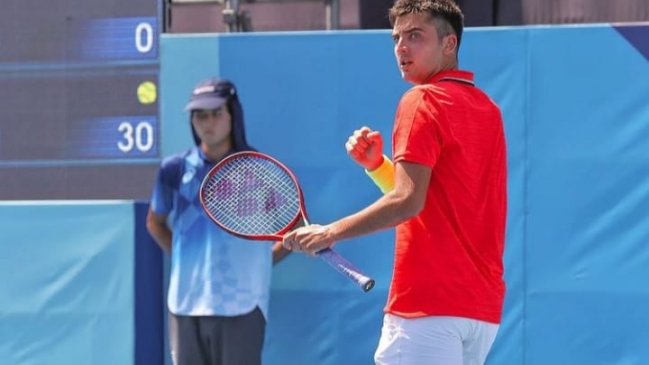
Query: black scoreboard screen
0,0,161,199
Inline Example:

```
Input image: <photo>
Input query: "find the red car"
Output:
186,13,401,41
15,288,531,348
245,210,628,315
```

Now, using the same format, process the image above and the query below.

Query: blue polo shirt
150,147,273,318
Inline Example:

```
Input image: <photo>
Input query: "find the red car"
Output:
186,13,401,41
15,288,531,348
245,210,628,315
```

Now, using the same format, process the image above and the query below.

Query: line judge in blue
147,77,291,365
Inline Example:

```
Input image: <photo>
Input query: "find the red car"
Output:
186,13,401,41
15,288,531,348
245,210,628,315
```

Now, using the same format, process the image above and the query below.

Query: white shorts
374,314,499,365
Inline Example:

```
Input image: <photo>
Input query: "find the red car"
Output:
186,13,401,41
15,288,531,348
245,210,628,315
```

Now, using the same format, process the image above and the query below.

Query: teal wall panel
0,201,135,365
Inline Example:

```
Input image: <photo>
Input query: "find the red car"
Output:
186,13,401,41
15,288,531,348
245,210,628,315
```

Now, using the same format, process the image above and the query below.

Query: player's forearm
330,160,427,243
146,220,173,254
146,208,173,254
328,189,419,243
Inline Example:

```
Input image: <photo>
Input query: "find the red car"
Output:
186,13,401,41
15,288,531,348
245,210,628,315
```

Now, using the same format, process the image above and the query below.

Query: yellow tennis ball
137,81,157,105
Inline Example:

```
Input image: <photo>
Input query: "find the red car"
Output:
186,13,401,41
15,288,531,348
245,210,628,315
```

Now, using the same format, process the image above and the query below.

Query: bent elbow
390,192,425,221
146,209,163,235
402,195,425,218
145,211,155,231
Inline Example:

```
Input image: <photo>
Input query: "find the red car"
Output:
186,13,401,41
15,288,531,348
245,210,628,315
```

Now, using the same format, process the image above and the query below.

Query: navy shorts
170,307,266,365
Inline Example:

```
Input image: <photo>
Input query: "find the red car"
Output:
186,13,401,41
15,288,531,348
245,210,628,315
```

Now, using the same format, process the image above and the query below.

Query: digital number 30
117,121,155,153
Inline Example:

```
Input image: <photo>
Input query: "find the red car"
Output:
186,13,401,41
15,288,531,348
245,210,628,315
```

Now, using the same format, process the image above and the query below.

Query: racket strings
202,156,300,236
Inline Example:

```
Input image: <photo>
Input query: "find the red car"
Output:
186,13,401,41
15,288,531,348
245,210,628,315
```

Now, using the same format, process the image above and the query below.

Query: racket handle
301,218,375,292
317,248,375,292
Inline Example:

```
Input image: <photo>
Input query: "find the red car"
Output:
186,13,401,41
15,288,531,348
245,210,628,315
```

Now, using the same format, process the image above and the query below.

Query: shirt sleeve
392,86,444,168
149,156,182,215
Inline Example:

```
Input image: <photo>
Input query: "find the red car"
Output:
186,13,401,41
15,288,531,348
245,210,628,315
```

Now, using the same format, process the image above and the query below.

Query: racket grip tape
317,248,375,292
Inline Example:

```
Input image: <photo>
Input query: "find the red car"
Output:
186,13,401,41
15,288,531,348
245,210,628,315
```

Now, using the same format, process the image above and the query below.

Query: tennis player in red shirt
283,1,507,364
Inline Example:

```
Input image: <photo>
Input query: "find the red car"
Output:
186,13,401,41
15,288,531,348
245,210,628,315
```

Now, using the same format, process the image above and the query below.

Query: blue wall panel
525,25,649,364
159,24,649,364
160,27,537,365
160,35,222,157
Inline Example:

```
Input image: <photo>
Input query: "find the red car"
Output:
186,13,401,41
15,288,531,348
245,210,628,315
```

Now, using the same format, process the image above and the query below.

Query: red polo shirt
387,70,507,324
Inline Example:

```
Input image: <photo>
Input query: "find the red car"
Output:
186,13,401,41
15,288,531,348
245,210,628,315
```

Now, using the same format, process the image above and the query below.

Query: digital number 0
135,122,154,152
135,22,154,53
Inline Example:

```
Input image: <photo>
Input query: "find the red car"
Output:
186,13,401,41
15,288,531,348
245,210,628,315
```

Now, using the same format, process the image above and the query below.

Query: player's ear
443,34,457,55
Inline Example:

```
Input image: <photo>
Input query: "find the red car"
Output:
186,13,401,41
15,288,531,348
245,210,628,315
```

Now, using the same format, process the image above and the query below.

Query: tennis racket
199,151,375,292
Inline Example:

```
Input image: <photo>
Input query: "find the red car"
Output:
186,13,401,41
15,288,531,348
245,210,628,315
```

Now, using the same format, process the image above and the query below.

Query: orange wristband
365,155,394,194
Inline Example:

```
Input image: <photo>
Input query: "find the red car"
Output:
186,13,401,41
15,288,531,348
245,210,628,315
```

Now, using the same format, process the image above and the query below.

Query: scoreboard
0,0,161,199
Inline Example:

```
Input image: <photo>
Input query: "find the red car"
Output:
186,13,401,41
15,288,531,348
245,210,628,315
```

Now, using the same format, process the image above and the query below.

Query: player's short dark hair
389,0,464,49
